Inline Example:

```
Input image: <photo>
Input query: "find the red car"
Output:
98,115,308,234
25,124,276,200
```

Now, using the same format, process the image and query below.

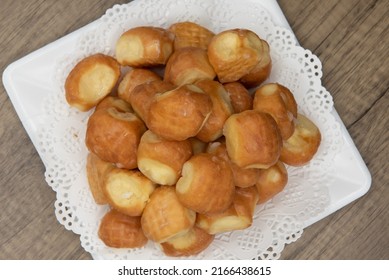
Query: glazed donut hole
147,84,212,141
176,153,235,214
206,142,260,188
115,26,174,67
160,226,214,257
86,153,114,205
141,186,196,243
253,83,298,140
164,47,216,86
98,209,148,249
103,168,156,216
194,80,233,142
240,39,272,88
223,110,282,169
280,113,322,166
196,186,259,235
65,53,121,112
85,107,146,169
129,80,175,123
168,21,215,50
118,68,161,103
255,161,288,204
207,29,263,83
137,130,193,186
223,82,253,113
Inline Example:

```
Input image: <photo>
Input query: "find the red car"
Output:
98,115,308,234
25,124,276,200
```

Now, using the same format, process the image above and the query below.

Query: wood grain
0,0,387,259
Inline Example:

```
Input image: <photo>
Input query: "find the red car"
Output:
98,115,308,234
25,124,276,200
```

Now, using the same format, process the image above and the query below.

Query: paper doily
37,0,343,260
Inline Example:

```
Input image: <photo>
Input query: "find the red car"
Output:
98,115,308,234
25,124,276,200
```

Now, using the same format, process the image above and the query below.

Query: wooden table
0,0,387,260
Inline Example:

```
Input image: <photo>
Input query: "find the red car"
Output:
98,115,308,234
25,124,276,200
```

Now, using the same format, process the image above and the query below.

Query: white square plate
2,0,371,258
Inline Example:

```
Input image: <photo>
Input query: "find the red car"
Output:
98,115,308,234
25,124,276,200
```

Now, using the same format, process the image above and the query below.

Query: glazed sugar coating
207,29,262,83
141,186,196,243
103,168,156,216
223,82,253,113
164,47,216,86
147,84,212,141
65,53,121,111
196,186,259,234
223,110,282,169
194,80,234,142
129,80,175,123
116,26,174,67
118,68,161,103
137,130,193,185
255,160,288,204
240,39,272,88
85,107,146,169
207,142,260,188
168,21,215,50
86,153,114,205
280,113,321,166
98,209,148,248
253,83,298,140
176,153,235,214
160,226,214,257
